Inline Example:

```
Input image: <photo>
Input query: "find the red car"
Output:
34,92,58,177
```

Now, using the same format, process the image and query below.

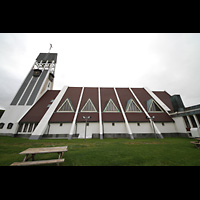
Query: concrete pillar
114,88,134,139
68,87,84,139
98,87,103,139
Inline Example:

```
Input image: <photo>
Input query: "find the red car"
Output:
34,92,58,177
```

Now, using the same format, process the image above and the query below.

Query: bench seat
10,158,64,166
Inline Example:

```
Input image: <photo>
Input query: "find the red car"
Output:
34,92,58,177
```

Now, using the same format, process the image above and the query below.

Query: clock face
33,69,42,77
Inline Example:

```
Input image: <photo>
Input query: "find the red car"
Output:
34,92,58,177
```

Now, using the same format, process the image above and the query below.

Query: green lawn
1,136,200,166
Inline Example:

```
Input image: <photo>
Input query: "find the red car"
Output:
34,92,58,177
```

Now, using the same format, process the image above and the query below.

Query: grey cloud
0,33,199,109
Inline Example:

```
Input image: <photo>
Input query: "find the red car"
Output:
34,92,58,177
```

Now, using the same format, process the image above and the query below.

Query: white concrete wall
103,122,127,134
0,105,31,135
155,122,177,133
32,120,186,138
129,122,152,133
47,122,178,135
173,117,187,133
77,122,99,138
131,122,177,134
48,123,72,135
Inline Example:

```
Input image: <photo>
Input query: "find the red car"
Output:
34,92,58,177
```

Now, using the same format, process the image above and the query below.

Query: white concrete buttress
114,88,134,139
98,87,103,139
68,87,85,139
29,86,68,139
144,87,171,113
128,87,163,139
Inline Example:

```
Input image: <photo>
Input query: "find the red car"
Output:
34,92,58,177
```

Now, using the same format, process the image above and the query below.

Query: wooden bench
10,146,68,166
190,141,200,149
10,159,65,166
194,143,200,149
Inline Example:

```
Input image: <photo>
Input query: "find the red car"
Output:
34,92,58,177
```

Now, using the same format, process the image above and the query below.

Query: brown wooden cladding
131,88,174,122
77,87,99,122
153,91,174,112
49,87,82,123
100,88,124,122
116,88,148,122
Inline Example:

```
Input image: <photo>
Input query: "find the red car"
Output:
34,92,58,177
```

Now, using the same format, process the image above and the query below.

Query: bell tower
0,52,57,136
11,53,57,106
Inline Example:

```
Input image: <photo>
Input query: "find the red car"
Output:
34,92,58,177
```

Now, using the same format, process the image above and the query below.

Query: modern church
0,52,200,139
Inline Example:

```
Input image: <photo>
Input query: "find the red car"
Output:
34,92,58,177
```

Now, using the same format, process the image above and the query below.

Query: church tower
0,52,57,136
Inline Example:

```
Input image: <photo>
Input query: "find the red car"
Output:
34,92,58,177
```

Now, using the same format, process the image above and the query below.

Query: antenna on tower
49,43,53,53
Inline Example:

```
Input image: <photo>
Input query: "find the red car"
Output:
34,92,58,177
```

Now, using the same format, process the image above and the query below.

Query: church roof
20,87,174,124
20,90,60,123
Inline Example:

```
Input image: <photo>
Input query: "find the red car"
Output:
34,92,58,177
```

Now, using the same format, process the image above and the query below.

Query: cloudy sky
0,33,200,109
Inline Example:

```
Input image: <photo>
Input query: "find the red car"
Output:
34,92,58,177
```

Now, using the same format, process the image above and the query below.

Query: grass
1,136,200,166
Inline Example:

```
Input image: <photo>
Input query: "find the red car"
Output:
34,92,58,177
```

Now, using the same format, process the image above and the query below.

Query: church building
0,52,200,139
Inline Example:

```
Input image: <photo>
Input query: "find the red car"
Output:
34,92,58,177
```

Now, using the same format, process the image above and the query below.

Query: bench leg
23,154,35,162
195,144,200,149
23,154,28,162
58,152,64,159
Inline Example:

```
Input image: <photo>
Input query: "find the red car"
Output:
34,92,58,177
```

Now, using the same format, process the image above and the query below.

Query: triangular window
126,99,141,112
57,98,74,112
103,99,120,112
147,99,163,112
81,98,97,112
